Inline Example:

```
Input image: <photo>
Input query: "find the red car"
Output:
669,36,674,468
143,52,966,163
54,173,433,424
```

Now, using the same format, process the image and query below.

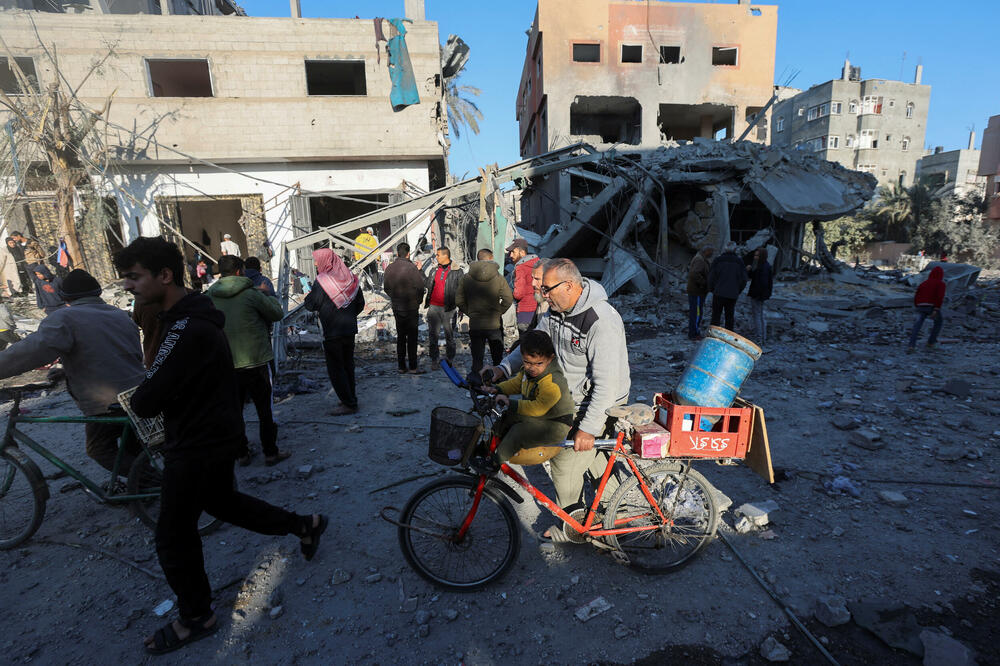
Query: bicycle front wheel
127,448,224,536
603,462,718,573
398,476,520,591
0,448,47,549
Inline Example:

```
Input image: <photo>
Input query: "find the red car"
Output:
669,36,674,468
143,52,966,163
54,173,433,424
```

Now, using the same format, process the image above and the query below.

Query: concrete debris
848,429,884,451
575,597,613,622
530,139,876,296
759,636,791,662
939,379,972,398
919,629,977,666
848,601,924,657
906,262,981,304
814,594,851,627
826,476,861,498
878,490,909,507
734,500,780,528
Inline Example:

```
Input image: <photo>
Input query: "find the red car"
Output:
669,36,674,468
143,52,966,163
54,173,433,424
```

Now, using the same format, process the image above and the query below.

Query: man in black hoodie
114,237,327,656
707,241,748,331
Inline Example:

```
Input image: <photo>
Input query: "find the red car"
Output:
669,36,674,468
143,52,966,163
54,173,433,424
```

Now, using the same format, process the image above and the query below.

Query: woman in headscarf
304,248,366,415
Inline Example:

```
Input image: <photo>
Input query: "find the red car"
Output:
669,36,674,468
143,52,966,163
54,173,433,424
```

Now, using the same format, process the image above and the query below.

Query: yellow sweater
496,361,575,420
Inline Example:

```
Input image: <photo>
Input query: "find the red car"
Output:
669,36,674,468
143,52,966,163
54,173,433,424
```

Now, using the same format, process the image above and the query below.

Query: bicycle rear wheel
398,476,520,591
603,462,718,573
0,448,47,549
127,448,224,535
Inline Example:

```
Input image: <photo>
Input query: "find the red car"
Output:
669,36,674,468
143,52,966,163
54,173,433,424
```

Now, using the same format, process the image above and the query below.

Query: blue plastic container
674,326,762,430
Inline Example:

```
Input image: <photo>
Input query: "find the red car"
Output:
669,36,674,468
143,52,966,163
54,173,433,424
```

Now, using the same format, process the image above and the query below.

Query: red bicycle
382,362,719,591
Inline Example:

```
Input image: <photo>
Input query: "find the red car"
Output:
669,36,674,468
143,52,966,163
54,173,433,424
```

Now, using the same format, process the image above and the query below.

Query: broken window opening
0,56,38,95
861,95,883,115
901,136,910,151
859,129,878,149
146,59,213,97
659,46,682,64
845,135,854,148
775,116,784,132
570,96,641,145
658,103,732,141
711,46,738,66
621,45,642,63
831,101,842,114
750,8,762,16
572,43,601,63
899,171,907,187
305,60,367,96
848,100,858,114
905,102,914,119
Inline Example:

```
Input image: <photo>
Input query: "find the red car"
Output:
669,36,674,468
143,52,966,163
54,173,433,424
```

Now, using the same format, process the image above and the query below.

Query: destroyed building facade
915,133,985,198
0,2,447,280
514,0,777,234
770,60,930,189
978,113,1000,223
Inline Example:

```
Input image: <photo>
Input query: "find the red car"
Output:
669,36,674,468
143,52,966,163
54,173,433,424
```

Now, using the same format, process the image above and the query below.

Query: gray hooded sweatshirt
0,296,145,414
501,279,630,437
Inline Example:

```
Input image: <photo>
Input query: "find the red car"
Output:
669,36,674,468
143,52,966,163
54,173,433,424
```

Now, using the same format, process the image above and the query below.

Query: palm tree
873,183,911,240
441,36,482,140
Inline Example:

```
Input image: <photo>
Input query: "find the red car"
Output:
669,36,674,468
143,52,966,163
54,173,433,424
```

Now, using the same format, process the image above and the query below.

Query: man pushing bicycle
482,258,631,541
0,269,146,476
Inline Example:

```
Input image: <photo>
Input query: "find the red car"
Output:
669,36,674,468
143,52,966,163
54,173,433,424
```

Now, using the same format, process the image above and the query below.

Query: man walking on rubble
483,258,630,541
0,269,146,476
383,242,427,373
686,246,713,339
907,265,946,352
456,248,513,373
507,238,539,334
745,247,773,345
423,246,463,367
207,255,291,466
114,236,326,656
708,241,748,332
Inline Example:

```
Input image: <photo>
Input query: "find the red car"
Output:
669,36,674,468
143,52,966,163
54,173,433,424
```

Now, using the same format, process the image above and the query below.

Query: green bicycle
0,384,222,549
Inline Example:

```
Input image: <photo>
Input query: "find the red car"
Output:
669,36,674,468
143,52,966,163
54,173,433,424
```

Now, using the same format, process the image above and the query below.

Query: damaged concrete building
770,60,930,189
0,0,447,281
915,133,986,198
514,0,778,235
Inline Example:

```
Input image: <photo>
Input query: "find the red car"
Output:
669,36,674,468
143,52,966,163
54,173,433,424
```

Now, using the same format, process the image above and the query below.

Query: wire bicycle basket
428,406,482,466
116,387,165,447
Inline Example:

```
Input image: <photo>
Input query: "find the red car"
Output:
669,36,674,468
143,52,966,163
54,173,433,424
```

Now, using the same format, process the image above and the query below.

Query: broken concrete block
806,320,831,333
848,601,924,656
831,415,859,431
575,596,613,622
848,429,885,451
297,465,314,480
920,629,976,666
935,446,966,462
878,490,908,507
814,594,851,627
939,379,971,398
734,500,779,527
734,516,755,534
759,636,791,662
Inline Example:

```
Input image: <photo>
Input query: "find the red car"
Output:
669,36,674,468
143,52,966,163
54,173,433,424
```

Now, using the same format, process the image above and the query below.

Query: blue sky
242,0,996,179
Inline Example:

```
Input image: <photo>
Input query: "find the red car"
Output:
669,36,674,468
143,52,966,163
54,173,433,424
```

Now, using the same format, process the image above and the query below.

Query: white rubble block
920,629,976,666
735,500,780,528
575,596,613,622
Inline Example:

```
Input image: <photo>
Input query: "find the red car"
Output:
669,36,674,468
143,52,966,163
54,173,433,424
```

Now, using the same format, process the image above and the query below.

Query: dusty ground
1,270,998,665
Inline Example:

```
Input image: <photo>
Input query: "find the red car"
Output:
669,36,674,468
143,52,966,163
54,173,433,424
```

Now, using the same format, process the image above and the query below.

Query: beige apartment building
0,1,446,280
770,61,931,189
515,0,777,232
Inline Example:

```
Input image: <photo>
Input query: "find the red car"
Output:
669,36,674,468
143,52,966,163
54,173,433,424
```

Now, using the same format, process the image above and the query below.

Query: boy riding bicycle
473,330,574,472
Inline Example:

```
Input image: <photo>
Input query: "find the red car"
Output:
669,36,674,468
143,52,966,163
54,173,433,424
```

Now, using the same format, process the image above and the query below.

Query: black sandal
300,514,328,561
145,614,219,656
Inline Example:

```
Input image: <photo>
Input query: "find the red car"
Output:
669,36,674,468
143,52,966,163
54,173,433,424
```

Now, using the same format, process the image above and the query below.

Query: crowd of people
0,226,950,655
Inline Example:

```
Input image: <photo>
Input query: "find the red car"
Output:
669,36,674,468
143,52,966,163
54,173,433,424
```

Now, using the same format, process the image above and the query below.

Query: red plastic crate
653,393,752,459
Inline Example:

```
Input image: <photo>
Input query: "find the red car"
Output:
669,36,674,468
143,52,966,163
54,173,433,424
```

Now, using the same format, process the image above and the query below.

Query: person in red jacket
507,238,539,334
907,265,946,351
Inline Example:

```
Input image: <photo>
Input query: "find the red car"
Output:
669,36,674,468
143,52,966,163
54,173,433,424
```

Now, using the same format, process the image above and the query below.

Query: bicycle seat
606,403,654,427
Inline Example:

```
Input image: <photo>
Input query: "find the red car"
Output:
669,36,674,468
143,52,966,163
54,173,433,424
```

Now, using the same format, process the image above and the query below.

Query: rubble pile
528,138,878,296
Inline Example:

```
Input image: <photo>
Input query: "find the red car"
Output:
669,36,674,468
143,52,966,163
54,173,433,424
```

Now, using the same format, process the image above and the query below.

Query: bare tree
1,41,114,272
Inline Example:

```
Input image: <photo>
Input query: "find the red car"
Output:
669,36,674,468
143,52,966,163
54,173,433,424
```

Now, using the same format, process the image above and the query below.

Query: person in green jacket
455,248,513,372
207,255,290,466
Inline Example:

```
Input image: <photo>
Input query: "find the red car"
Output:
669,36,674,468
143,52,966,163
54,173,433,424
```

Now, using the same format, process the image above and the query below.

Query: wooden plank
744,404,774,484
